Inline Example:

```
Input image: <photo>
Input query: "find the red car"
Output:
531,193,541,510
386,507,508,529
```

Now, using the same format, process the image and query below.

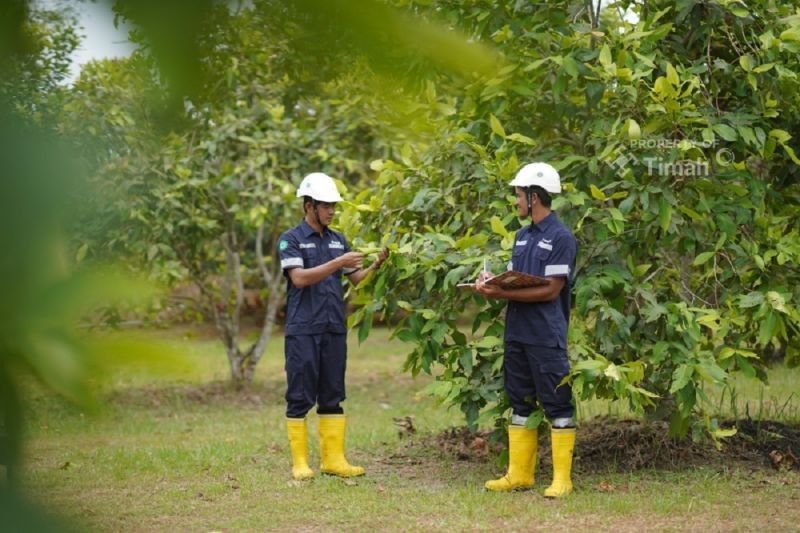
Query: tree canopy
345,0,800,438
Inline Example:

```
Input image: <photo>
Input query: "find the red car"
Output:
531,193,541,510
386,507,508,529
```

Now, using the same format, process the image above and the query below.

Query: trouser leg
523,344,576,498
503,341,537,420
525,345,574,423
317,332,347,415
284,334,320,418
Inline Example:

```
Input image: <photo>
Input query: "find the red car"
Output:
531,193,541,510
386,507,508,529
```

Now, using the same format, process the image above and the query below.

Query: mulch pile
414,417,800,474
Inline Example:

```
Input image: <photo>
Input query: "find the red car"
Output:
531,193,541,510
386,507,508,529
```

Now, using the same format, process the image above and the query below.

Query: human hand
339,252,364,270
476,270,494,287
477,282,503,299
371,247,389,270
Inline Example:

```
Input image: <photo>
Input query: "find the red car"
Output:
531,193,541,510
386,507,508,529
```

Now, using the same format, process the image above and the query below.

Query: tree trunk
223,284,284,386
227,346,257,387
238,221,286,380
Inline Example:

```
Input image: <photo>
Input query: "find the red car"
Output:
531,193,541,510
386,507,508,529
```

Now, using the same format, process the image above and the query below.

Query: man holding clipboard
473,162,578,498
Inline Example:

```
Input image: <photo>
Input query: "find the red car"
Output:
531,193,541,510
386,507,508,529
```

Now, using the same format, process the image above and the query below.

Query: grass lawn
16,327,800,531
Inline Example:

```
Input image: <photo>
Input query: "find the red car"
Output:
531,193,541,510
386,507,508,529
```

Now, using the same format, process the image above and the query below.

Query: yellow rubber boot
286,417,314,480
485,425,537,491
544,427,576,498
318,415,365,478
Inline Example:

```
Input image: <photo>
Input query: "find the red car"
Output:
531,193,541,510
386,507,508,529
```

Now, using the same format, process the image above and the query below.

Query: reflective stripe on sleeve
281,257,303,269
544,264,570,276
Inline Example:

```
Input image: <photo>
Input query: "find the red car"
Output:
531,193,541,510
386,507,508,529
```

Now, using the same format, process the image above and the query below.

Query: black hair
528,185,552,208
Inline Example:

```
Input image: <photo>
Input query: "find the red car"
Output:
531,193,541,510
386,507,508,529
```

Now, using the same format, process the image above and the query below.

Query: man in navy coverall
278,172,388,480
476,162,578,498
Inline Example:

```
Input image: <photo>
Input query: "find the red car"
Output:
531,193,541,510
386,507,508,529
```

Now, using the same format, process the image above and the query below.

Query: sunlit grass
18,327,800,531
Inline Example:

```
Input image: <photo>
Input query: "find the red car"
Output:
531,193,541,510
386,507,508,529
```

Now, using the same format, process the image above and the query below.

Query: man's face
514,187,529,217
309,201,336,226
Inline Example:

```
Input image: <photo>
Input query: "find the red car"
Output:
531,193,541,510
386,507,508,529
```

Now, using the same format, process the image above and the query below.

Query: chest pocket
533,245,551,261
511,247,526,271
301,246,320,268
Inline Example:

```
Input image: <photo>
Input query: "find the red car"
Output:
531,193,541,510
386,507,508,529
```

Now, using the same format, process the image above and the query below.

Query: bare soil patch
107,380,285,410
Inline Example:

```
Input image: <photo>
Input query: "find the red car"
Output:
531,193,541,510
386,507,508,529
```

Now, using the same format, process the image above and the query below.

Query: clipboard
487,270,550,289
458,270,550,290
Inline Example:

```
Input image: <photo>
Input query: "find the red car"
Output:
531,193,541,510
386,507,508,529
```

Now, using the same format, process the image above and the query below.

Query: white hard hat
296,172,344,202
509,162,561,193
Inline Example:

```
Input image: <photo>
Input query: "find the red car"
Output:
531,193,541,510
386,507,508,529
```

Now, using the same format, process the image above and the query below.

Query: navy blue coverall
504,212,577,421
278,219,357,419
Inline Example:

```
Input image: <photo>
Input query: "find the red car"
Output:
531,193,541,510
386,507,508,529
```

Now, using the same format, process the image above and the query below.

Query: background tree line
2,2,798,484
62,0,800,438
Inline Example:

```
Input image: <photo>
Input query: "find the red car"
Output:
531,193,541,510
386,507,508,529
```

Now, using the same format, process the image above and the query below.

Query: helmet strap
526,189,535,219
312,198,325,229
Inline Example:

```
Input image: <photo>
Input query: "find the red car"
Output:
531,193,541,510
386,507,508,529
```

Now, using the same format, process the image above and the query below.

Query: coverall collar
301,218,330,238
527,211,556,233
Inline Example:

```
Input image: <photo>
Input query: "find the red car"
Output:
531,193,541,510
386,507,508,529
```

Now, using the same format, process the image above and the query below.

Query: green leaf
665,62,679,85
604,363,622,381
780,143,800,165
633,263,652,277
490,216,510,238
599,45,613,68
395,328,417,343
766,291,788,314
474,336,502,349
489,114,506,138
563,55,580,78
693,251,715,266
75,243,89,264
738,126,757,147
147,244,159,261
712,427,738,439
695,362,727,384
627,119,641,140
736,355,756,378
670,364,694,393
26,335,91,406
608,207,624,221
424,269,436,292
739,292,764,308
669,410,690,438
758,311,777,346
454,233,488,250
768,129,791,143
524,410,545,429
590,184,607,201
659,199,672,232
713,124,738,141
718,347,736,361
780,27,800,42
572,359,608,372
678,205,702,221
506,133,536,145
